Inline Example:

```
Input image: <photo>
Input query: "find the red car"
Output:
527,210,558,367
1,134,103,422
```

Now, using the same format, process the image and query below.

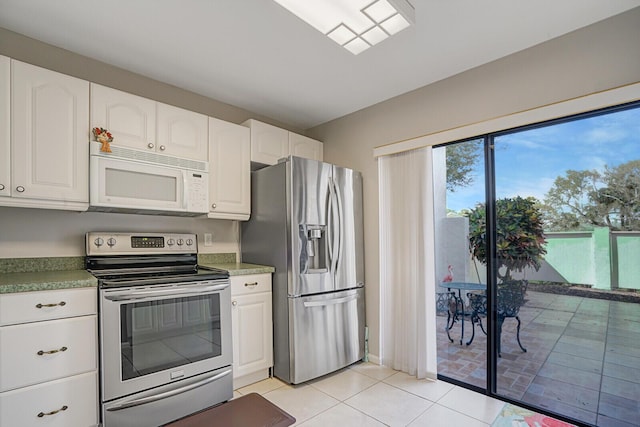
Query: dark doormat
163,392,296,427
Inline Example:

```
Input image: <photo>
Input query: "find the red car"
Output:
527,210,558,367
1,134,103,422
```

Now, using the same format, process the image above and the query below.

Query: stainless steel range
86,232,232,427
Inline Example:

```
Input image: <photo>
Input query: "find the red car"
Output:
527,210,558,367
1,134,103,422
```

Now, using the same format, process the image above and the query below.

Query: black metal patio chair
467,280,528,357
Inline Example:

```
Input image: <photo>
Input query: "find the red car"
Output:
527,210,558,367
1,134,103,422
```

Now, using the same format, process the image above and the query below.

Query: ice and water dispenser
299,224,328,273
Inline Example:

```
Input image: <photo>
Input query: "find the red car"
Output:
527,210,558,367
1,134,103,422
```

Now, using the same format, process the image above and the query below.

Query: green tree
542,160,640,231
541,170,601,230
598,160,640,230
468,196,547,282
446,140,481,192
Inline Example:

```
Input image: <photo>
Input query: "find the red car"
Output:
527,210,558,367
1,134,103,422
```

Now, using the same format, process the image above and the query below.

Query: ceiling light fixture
273,0,415,55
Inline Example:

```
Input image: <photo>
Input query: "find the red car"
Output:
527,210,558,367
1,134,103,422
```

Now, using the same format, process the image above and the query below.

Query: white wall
308,7,640,362
0,207,239,258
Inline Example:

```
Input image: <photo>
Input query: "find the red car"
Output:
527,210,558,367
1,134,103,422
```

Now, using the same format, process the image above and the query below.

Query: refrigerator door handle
327,177,340,276
303,293,358,308
327,179,333,267
333,177,344,272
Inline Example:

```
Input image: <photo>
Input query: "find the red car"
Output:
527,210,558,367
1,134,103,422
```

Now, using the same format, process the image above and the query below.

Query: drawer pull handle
37,405,68,418
244,282,259,287
37,346,68,356
36,301,66,309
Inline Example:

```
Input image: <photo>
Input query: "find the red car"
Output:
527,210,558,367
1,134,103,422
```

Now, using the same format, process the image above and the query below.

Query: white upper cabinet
289,132,323,162
91,84,208,161
156,102,208,160
0,56,9,198
90,83,155,151
6,60,89,210
208,117,250,220
242,119,289,165
242,119,323,166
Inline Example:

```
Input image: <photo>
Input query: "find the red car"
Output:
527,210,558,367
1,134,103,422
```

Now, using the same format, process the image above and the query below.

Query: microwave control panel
186,172,209,214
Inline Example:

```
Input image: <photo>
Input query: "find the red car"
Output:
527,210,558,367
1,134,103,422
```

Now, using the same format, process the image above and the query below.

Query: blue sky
446,104,640,212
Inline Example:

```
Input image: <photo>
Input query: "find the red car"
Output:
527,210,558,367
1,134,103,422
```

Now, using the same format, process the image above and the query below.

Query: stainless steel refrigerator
241,156,365,384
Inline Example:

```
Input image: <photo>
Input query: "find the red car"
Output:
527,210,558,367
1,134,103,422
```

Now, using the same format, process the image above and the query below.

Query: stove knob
186,238,194,246
94,237,104,247
107,237,116,247
167,238,175,246
177,238,184,246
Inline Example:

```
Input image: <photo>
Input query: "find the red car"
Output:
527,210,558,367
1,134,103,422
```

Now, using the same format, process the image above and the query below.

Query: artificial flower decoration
92,127,113,153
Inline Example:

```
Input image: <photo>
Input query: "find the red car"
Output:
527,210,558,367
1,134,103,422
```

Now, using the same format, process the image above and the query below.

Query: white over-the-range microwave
89,142,209,216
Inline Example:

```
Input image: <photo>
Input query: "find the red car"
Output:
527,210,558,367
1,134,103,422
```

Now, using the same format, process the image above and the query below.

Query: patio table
439,282,486,345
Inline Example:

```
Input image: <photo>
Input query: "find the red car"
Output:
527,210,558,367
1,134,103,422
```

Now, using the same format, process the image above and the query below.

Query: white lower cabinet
0,288,98,426
0,316,97,391
0,287,96,326
0,371,98,427
231,273,273,389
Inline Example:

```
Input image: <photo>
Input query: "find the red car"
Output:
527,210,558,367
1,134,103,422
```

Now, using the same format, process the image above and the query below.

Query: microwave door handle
182,171,188,210
106,369,232,411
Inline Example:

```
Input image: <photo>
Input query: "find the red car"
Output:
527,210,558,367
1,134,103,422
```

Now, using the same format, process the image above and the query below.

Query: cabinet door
157,102,208,161
243,119,289,166
231,291,273,379
289,132,323,162
11,60,89,203
209,117,250,220
0,56,9,197
90,83,156,151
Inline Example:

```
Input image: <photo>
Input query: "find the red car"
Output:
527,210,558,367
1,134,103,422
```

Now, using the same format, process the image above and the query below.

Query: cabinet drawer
230,273,271,296
0,315,97,391
0,287,97,326
0,371,98,427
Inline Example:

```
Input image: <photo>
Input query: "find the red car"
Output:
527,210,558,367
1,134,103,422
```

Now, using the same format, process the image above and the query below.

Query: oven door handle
106,369,232,412
104,283,230,301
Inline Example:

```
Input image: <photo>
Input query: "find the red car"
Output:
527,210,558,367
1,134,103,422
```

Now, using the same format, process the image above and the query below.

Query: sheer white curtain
379,146,437,379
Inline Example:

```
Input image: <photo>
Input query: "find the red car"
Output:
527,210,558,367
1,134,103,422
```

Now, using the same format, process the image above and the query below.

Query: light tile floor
234,362,506,427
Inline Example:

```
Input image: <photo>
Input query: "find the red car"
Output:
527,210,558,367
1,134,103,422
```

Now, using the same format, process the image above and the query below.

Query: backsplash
0,207,240,258
198,253,236,264
0,257,85,273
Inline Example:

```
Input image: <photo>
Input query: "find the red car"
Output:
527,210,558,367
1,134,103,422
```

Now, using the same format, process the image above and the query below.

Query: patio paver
437,290,640,426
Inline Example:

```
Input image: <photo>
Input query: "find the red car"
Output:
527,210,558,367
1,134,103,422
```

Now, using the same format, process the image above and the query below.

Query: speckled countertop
0,269,97,294
0,256,95,294
201,262,275,276
0,254,273,294
197,254,274,276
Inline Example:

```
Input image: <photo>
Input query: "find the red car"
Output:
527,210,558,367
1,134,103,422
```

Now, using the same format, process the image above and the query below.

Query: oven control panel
86,232,197,255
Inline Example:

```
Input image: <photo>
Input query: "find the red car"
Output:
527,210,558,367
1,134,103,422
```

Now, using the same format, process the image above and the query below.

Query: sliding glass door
435,102,640,426
434,137,486,390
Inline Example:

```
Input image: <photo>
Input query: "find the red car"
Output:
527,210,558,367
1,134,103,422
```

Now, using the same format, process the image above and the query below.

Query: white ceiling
1,0,639,129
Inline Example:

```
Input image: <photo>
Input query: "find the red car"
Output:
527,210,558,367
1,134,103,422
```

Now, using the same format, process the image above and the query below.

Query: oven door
99,280,232,402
